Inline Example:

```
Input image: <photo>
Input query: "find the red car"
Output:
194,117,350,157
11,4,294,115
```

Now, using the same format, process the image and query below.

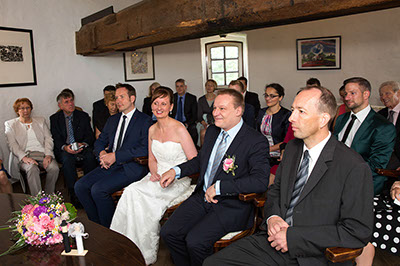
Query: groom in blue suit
75,83,152,228
160,89,270,266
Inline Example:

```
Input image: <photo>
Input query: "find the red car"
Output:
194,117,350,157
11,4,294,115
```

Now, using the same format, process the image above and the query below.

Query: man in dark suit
92,85,116,133
229,80,255,128
170,78,198,144
205,86,373,266
160,89,270,266
75,83,152,228
377,81,400,169
334,77,396,195
50,89,97,205
238,76,260,117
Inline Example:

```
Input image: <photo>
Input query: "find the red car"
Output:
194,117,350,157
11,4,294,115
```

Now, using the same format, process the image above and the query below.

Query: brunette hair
13,98,33,115
151,86,174,104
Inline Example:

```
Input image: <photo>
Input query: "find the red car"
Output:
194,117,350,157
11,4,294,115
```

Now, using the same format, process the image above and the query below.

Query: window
206,42,243,86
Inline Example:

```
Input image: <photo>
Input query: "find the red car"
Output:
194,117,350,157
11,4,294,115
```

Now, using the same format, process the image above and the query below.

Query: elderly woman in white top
5,98,59,195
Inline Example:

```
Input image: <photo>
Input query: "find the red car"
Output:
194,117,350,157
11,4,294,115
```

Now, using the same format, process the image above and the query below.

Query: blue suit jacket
94,110,152,177
333,109,396,195
178,123,270,232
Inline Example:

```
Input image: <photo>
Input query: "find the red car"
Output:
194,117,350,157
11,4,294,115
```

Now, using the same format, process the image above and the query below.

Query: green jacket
333,109,396,195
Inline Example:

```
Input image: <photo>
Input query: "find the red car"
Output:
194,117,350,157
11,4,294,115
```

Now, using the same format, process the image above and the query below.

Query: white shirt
301,132,331,182
24,123,44,153
112,108,136,152
389,102,400,126
338,105,371,147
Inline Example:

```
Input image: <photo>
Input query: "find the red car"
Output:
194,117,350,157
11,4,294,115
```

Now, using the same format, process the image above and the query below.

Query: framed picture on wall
296,36,341,70
123,47,155,81
0,26,37,87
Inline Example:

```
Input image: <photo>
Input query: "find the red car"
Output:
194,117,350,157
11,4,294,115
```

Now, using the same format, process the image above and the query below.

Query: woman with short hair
5,98,59,195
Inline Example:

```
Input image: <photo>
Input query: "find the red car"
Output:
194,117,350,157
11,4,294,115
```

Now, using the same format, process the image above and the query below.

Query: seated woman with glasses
5,98,59,195
256,83,291,184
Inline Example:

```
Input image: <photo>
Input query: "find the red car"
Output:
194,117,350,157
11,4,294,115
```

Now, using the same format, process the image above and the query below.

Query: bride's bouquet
0,191,77,256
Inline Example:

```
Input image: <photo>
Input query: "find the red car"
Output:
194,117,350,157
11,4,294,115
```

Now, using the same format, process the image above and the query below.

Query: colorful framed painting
0,26,37,87
123,47,155,81
296,36,341,70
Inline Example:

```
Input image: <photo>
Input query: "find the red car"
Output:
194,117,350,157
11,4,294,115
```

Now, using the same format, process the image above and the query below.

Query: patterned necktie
206,131,228,190
285,150,310,226
67,115,75,144
177,96,183,122
388,110,395,123
116,115,127,151
341,114,357,144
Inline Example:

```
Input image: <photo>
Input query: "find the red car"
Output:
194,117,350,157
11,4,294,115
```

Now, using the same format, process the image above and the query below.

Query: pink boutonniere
222,155,238,176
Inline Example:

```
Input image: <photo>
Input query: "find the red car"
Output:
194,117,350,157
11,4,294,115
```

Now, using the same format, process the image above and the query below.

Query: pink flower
52,233,63,244
223,158,234,172
21,204,34,214
39,215,51,228
47,220,55,231
33,223,46,235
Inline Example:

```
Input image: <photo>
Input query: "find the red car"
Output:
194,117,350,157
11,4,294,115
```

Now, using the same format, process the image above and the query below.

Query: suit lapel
296,136,336,204
59,112,67,140
201,127,220,180
212,123,246,182
351,109,375,147
285,142,304,205
109,113,122,149
334,112,350,136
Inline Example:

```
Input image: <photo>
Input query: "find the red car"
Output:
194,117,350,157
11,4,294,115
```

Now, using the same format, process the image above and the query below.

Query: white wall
1,1,399,164
246,7,400,109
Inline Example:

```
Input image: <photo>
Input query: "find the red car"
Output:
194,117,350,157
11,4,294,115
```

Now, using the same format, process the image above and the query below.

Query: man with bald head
378,81,400,169
205,86,373,265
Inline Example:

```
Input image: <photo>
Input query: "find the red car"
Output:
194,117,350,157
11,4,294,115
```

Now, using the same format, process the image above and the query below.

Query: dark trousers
204,231,298,266
160,191,229,266
74,164,146,228
56,148,97,191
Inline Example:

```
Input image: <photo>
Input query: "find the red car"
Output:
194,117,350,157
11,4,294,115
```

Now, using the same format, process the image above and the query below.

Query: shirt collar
303,132,331,163
223,118,244,140
64,111,74,119
122,108,136,119
351,105,371,124
391,102,400,113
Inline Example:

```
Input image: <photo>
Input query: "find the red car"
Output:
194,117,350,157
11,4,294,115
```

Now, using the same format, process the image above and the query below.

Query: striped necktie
205,131,228,190
285,150,310,226
67,115,75,144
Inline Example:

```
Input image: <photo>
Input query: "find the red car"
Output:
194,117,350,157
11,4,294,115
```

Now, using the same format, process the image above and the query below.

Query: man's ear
320,113,331,128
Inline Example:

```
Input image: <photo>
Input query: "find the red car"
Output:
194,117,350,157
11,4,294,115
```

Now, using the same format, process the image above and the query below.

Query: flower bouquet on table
0,191,77,256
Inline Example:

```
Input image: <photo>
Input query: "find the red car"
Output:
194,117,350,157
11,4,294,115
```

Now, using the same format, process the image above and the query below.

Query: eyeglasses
264,94,279,99
19,107,31,111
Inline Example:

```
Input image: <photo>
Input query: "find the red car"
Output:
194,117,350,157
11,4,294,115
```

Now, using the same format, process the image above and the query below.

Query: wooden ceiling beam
75,0,400,55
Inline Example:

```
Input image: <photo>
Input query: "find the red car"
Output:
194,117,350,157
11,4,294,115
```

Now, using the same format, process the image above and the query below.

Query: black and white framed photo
123,47,155,81
0,26,37,87
296,36,341,70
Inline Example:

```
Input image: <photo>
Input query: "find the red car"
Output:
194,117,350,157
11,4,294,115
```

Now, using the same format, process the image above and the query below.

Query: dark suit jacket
243,103,255,128
92,98,110,132
142,97,152,117
94,110,152,177
333,109,396,195
378,107,400,161
50,109,94,160
264,136,373,265
171,92,197,126
245,91,261,118
256,107,291,144
178,123,270,232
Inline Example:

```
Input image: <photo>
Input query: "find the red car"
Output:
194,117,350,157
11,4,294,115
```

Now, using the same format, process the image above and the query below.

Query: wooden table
0,193,145,265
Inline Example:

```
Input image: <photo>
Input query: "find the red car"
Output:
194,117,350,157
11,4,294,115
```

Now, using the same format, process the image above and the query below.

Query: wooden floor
11,177,400,266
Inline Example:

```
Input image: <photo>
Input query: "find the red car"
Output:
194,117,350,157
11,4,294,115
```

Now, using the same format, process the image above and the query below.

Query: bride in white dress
110,86,197,265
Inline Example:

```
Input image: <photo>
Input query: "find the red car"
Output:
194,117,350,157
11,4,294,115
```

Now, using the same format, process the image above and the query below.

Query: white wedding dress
110,140,195,265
